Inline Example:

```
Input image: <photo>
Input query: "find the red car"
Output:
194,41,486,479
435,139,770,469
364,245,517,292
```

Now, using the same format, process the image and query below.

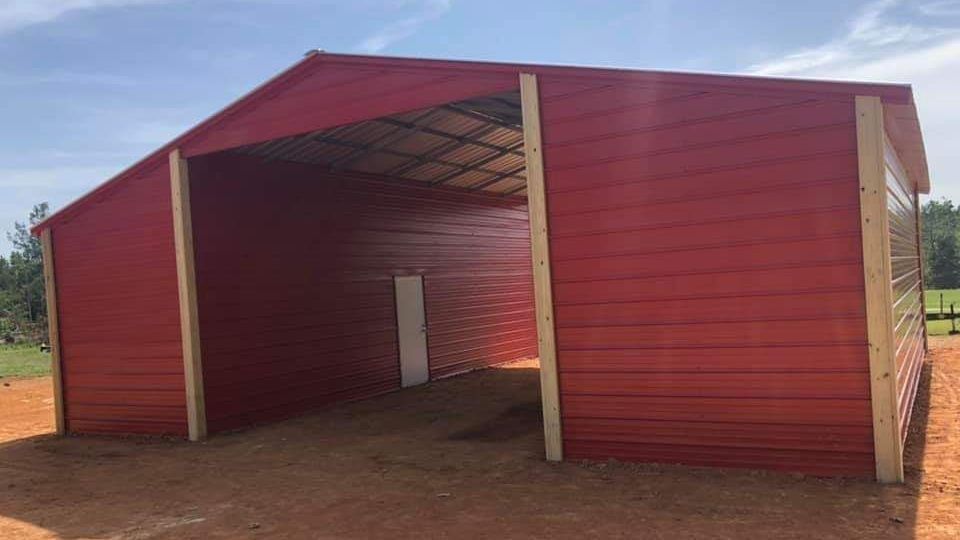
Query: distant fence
927,293,960,335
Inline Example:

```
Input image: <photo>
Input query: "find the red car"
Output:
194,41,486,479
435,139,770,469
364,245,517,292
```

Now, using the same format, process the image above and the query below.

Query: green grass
925,289,960,314
925,289,960,336
0,345,51,378
927,318,956,336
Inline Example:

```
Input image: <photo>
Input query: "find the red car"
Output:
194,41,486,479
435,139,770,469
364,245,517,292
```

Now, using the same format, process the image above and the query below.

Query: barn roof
32,51,930,234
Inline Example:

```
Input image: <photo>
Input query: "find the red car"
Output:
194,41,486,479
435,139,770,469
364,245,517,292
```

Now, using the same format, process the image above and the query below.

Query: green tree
1,203,49,341
8,203,47,261
0,255,15,338
922,198,960,289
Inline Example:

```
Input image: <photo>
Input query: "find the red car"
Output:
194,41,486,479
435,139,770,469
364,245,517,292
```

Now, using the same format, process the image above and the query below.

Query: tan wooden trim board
856,95,904,483
520,72,563,461
40,229,66,435
169,148,207,441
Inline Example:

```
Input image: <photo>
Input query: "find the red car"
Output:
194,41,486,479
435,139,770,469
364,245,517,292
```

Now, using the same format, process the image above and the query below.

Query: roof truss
231,91,528,197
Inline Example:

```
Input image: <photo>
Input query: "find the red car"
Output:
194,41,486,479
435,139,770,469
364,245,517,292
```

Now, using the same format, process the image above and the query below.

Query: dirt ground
0,344,957,540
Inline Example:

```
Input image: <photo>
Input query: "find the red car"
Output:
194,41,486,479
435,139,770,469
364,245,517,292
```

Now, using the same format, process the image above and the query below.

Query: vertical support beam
914,190,928,353
40,229,66,436
169,149,207,441
856,96,903,483
520,73,563,462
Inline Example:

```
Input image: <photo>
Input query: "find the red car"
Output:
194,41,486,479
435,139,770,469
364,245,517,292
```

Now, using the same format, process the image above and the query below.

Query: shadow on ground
0,354,955,539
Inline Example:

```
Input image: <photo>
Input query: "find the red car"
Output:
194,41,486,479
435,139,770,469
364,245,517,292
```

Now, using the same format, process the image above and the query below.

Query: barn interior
183,90,543,434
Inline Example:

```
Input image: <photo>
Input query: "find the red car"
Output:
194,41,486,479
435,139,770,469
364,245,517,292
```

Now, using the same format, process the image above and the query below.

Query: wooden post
40,229,66,435
856,96,903,483
520,73,563,462
169,149,207,441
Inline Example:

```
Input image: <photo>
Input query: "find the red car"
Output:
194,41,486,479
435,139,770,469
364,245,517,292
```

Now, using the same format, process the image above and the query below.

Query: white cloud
60,102,198,147
918,0,960,16
749,0,958,77
0,165,120,189
124,119,189,145
0,70,137,87
355,0,451,53
0,0,170,33
747,0,960,201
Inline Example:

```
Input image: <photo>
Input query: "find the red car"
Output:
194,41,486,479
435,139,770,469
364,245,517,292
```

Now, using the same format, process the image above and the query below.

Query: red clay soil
0,347,957,539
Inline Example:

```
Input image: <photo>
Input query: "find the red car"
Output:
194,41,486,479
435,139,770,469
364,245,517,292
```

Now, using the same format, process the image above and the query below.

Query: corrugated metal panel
229,93,526,194
182,66,519,157
190,153,536,433
884,137,924,444
53,162,186,436
540,76,874,477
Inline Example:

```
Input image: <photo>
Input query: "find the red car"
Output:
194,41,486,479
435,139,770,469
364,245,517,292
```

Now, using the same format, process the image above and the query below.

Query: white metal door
394,275,429,387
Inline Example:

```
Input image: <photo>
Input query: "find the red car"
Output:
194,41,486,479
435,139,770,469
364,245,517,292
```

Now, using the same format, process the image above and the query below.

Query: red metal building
34,53,930,482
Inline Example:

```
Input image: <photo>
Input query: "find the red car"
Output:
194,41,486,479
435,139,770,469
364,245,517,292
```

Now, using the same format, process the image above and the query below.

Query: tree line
921,198,960,289
0,198,958,342
1,204,49,343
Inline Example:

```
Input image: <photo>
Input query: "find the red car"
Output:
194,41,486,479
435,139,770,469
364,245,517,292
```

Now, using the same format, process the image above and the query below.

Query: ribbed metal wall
189,153,536,433
53,162,187,435
884,138,925,444
539,77,875,476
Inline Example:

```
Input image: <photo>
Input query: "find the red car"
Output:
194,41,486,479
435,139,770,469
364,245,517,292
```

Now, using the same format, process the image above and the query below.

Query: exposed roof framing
231,90,528,197
375,118,524,159
329,109,443,169
429,140,525,186
387,123,503,176
444,103,523,131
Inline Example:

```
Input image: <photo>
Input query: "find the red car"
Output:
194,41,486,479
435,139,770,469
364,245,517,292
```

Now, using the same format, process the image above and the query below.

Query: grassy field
0,345,51,378
925,288,960,314
926,289,960,336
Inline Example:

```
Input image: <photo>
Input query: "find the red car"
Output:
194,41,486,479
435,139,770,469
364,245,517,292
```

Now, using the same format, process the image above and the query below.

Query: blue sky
1,0,959,254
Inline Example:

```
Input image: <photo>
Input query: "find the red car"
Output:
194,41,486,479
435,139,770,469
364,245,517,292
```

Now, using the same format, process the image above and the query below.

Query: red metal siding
539,78,874,476
52,162,186,436
884,138,924,444
34,53,920,237
181,65,518,158
189,153,536,432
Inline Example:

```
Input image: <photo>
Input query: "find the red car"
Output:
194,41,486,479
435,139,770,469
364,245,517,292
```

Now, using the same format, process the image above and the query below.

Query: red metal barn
33,53,930,482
